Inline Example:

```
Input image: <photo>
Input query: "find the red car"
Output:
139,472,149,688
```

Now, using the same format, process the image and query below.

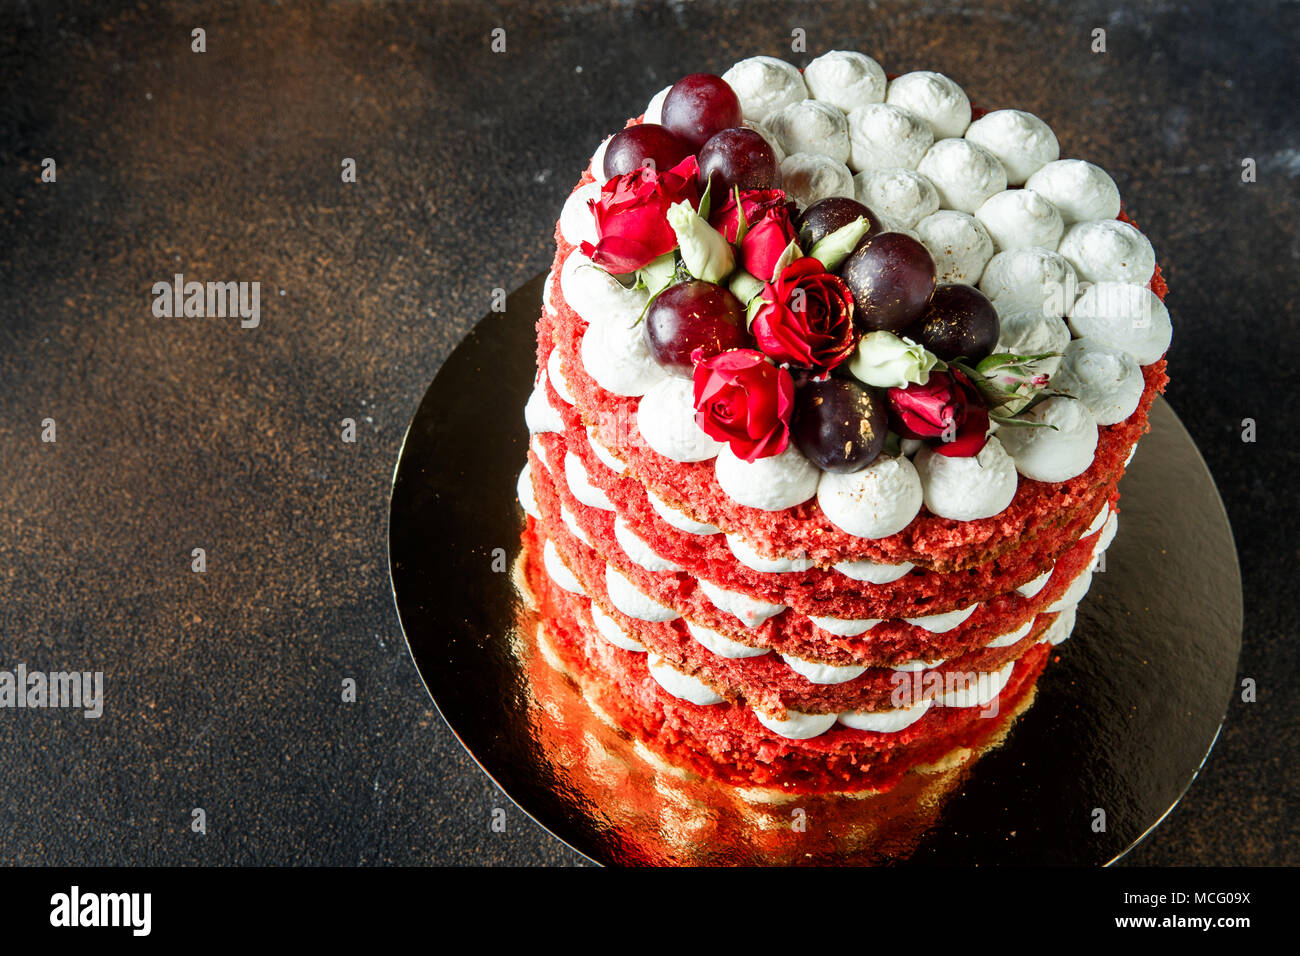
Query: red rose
580,155,700,274
739,206,799,280
709,188,790,243
887,368,989,457
749,257,857,374
692,348,795,462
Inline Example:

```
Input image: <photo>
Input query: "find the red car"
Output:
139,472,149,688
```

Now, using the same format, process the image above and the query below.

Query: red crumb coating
531,445,1097,708
547,389,1120,618
531,429,1107,668
522,521,1051,795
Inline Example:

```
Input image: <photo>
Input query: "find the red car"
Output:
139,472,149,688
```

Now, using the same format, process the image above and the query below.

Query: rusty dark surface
0,0,1295,865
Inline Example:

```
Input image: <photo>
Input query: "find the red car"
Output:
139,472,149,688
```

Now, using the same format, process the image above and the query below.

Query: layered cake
516,52,1171,796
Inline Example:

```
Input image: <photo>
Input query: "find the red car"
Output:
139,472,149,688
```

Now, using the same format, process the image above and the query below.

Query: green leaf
947,358,977,379
745,288,768,329
1016,389,1065,415
579,259,639,283
807,216,872,272
732,184,749,242
770,237,802,280
976,350,1062,374
729,269,765,307
635,287,659,326
989,412,1059,431
697,175,714,223
635,251,678,296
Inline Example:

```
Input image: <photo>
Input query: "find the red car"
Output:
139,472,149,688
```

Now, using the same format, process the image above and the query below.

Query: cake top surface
545,51,1170,545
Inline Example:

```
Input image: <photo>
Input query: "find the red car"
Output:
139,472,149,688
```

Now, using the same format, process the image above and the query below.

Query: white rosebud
728,268,764,306
848,331,937,388
807,215,873,272
667,201,735,283
637,251,677,296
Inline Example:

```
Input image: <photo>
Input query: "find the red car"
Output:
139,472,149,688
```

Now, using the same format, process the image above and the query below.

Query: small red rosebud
749,258,858,375
579,155,700,273
691,348,795,461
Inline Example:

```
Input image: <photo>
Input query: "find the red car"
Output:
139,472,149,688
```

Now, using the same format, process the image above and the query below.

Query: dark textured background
0,0,1295,865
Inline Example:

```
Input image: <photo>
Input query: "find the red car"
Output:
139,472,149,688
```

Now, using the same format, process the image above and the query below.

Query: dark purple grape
697,127,781,194
839,232,937,333
795,197,881,249
662,74,743,151
791,378,888,473
909,284,1000,362
603,124,692,179
644,280,748,375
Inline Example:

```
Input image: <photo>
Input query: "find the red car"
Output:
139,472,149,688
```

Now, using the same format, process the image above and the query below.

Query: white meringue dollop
1058,219,1156,285
754,707,840,740
559,248,649,327
903,603,977,633
846,103,935,172
1068,281,1172,365
804,50,888,112
1024,159,1121,224
939,660,1014,708
975,188,1064,252
589,601,648,652
645,488,720,535
614,517,683,573
854,166,941,230
984,617,1036,648
885,71,972,139
714,442,820,512
779,653,867,685
1042,604,1078,645
839,697,934,732
564,451,615,511
917,138,1008,214
993,302,1071,383
647,654,724,705
517,462,541,519
980,246,1079,315
559,181,601,247
580,312,669,397
832,557,915,584
644,86,670,125
561,504,593,546
914,437,1019,521
546,347,576,405
636,376,723,462
685,619,770,659
997,396,1099,482
726,534,813,573
722,56,809,122
1051,339,1145,425
817,454,924,540
1016,566,1054,598
964,109,1060,185
543,538,586,595
698,578,786,628
524,381,566,434
605,564,678,622
779,152,855,208
586,426,628,474
767,99,851,165
914,210,995,284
